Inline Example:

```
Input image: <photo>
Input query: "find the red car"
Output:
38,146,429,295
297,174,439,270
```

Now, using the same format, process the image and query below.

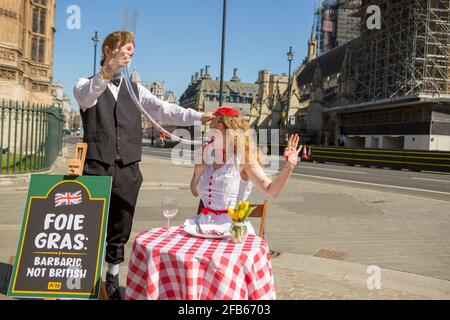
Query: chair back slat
249,205,264,217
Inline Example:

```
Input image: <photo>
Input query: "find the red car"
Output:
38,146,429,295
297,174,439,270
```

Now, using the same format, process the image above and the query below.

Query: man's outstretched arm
138,84,215,126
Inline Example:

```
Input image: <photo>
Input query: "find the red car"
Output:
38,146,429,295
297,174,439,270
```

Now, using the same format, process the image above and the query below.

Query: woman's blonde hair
100,31,135,67
216,115,266,166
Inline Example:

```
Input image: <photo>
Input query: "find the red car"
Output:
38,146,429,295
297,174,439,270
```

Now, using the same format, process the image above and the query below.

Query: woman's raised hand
283,134,302,168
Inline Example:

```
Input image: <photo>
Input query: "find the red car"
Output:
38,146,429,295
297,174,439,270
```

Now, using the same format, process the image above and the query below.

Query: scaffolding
342,0,450,104
336,0,361,47
314,0,361,56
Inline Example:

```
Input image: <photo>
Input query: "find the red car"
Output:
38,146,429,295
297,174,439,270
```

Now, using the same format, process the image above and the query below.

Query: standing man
73,31,214,300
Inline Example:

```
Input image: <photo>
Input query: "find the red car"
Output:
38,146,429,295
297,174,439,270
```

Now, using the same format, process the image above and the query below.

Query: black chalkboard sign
7,174,112,299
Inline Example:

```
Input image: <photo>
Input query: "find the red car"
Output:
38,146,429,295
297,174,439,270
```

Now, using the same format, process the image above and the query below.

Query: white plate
183,224,231,239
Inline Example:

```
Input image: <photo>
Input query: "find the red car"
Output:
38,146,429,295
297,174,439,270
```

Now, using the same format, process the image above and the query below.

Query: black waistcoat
81,80,142,165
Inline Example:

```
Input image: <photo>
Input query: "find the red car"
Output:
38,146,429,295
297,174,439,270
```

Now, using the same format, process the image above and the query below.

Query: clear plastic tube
121,65,205,145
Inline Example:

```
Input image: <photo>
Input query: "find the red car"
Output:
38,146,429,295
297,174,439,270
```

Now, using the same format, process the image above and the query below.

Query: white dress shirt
73,73,203,126
183,155,255,235
196,157,253,212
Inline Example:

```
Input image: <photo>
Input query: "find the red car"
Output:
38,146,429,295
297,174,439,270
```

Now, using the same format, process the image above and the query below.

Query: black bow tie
111,77,121,87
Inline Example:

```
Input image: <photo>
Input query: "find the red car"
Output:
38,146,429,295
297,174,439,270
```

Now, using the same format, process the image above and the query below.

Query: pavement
1,138,450,300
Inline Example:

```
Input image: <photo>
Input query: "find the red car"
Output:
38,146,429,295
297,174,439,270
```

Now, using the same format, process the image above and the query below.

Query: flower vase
231,222,248,244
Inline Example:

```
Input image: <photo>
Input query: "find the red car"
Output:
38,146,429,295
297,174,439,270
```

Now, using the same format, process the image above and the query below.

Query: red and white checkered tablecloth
125,226,276,300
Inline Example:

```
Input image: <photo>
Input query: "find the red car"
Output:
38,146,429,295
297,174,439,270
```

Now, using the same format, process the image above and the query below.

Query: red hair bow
213,106,240,116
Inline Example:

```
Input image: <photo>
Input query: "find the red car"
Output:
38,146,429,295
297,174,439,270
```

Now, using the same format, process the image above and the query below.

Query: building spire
307,24,317,62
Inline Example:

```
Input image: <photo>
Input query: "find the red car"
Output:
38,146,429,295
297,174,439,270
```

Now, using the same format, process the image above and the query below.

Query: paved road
142,146,450,202
2,141,450,298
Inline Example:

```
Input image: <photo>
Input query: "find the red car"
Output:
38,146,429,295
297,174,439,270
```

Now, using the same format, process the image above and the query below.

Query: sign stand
8,143,109,300
68,143,88,177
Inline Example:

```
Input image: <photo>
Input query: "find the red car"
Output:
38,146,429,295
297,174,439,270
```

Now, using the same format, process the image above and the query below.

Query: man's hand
103,43,134,77
201,112,216,124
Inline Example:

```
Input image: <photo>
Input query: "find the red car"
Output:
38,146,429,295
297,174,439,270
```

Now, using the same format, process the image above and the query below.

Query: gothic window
38,38,45,63
33,0,47,7
32,7,39,33
31,3,46,63
31,37,38,61
32,5,46,34
31,36,45,63
39,8,46,34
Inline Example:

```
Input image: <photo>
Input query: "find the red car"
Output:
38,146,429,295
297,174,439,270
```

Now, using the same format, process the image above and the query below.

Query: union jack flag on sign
55,190,82,207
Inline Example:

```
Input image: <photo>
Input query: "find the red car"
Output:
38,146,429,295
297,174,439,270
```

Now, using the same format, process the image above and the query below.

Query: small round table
125,226,276,300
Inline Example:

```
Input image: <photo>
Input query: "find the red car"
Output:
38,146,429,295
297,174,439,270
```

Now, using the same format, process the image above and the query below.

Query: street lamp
91,31,99,75
285,46,294,141
219,0,227,107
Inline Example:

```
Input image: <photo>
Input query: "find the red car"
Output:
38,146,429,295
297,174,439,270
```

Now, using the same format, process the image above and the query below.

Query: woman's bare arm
243,134,301,198
190,164,204,197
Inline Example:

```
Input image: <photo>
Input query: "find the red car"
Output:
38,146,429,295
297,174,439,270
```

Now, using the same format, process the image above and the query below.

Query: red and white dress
185,154,256,234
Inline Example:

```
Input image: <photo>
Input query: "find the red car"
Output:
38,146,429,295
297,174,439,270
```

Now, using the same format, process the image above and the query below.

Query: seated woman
189,106,301,235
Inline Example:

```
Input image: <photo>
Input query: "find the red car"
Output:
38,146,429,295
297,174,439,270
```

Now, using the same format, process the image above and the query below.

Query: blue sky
53,0,316,110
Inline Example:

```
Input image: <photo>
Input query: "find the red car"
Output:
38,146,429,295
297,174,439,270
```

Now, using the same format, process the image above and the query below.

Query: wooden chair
197,200,269,240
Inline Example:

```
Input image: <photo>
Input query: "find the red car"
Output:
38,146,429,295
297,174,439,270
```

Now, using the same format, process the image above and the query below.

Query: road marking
144,149,194,157
299,165,367,175
143,149,173,155
143,154,193,165
265,170,450,196
411,177,450,184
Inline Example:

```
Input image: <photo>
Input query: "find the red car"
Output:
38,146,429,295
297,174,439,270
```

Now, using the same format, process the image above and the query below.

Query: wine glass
161,197,178,236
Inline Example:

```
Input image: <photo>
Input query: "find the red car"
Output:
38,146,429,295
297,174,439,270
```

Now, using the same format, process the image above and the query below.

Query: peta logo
366,5,381,30
66,5,81,30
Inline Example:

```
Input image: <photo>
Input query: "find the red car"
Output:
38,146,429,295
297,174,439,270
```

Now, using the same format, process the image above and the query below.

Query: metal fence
0,100,64,175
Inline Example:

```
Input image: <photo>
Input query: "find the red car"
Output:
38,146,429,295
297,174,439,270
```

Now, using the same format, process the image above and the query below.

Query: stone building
251,70,288,129
141,80,165,101
295,40,355,145
250,28,318,142
0,0,56,105
164,91,177,104
129,69,180,141
179,66,258,119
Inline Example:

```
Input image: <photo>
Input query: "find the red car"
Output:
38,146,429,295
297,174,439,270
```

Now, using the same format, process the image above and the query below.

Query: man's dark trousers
83,159,143,264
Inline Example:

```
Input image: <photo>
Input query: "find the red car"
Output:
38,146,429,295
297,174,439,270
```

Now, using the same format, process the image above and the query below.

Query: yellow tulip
235,209,242,220
239,208,245,219
234,208,241,220
228,207,235,219
228,201,252,221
